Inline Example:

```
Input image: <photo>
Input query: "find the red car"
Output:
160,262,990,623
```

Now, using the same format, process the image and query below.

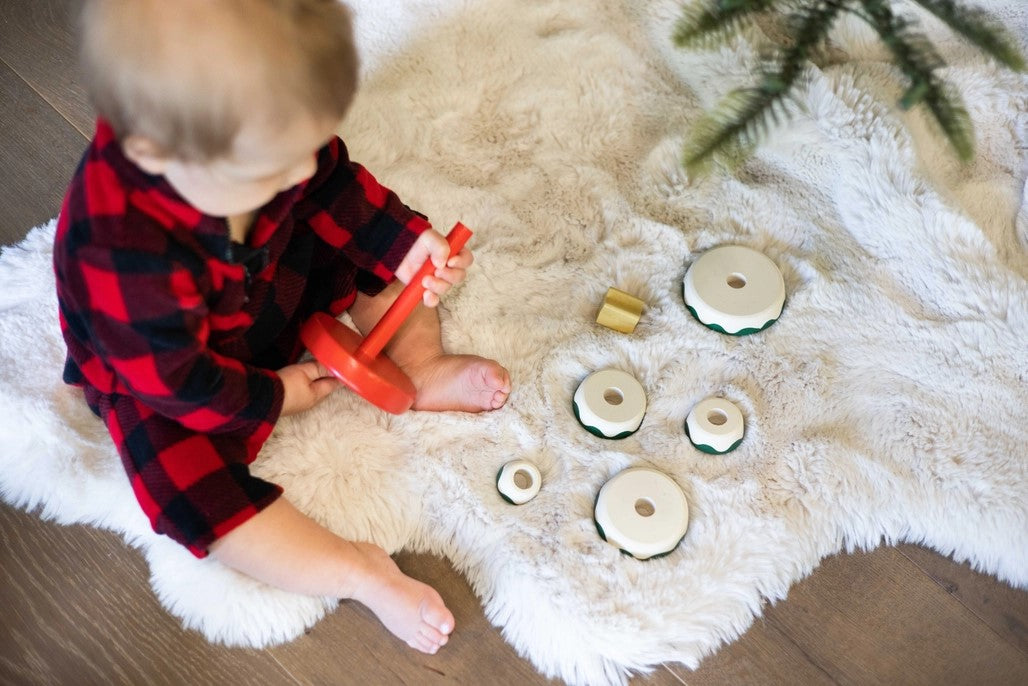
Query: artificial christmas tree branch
675,0,1026,175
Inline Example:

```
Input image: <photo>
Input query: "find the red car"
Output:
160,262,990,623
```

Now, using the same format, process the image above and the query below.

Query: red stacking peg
300,222,473,414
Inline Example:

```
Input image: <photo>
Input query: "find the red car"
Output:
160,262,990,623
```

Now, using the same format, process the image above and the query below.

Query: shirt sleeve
64,240,284,438
298,137,431,297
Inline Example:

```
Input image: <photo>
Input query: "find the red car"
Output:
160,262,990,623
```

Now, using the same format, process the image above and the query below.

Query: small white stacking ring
496,460,542,505
685,397,745,454
683,245,785,335
572,369,646,439
593,467,689,560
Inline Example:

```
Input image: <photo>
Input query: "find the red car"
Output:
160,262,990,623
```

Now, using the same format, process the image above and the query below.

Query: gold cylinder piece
595,287,644,334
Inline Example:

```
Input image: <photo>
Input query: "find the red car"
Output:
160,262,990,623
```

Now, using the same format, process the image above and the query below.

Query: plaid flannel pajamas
54,120,429,557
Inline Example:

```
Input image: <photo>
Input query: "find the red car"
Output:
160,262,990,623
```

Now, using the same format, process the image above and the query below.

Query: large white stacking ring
594,467,689,560
683,245,785,335
572,369,646,439
496,460,542,505
685,397,744,454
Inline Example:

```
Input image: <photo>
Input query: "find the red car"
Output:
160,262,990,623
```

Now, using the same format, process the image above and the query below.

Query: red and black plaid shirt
54,119,429,556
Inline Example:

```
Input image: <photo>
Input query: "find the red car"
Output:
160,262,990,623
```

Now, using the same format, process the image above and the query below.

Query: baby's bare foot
349,543,455,654
405,354,511,412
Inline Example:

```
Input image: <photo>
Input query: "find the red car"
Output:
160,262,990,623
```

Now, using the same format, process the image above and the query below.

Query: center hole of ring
707,409,728,426
634,498,655,517
604,388,624,405
727,273,747,289
513,469,533,490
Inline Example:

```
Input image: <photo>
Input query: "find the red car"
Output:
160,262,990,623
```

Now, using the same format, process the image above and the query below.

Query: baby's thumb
311,376,341,402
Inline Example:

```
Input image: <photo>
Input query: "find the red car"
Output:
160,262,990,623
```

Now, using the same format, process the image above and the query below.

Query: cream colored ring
685,397,745,454
572,369,646,439
683,245,785,335
496,460,542,505
594,467,689,560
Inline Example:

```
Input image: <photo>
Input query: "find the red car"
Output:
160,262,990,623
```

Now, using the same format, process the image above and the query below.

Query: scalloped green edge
572,398,641,440
684,422,743,454
684,303,782,336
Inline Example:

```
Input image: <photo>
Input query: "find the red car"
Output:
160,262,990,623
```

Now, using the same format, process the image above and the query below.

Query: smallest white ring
497,460,542,505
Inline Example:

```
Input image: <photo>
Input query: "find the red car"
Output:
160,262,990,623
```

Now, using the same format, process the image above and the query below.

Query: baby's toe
420,601,454,635
419,624,449,649
409,636,439,654
488,365,511,391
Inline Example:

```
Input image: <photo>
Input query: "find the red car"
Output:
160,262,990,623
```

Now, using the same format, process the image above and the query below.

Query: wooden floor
1,2,1026,684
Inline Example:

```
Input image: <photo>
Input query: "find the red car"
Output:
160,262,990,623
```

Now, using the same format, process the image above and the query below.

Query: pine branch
859,0,974,159
910,0,1026,71
674,0,779,48
683,0,845,173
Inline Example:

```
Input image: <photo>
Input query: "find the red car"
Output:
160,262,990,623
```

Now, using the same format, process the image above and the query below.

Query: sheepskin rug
1,0,1026,683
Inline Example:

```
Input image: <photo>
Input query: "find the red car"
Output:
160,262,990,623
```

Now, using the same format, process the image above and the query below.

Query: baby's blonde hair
80,0,358,161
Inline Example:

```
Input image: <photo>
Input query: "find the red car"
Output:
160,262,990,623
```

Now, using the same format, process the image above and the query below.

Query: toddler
53,0,511,654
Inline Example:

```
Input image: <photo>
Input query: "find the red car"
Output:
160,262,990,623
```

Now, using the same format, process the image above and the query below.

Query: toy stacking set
301,226,786,562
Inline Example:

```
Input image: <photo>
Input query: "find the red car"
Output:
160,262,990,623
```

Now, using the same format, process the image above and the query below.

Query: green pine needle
674,0,779,49
861,0,975,159
911,0,1027,71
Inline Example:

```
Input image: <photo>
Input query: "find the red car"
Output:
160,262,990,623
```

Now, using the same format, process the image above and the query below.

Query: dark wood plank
676,547,1028,685
760,547,1028,685
0,60,85,242
0,0,93,136
670,615,837,686
899,543,1028,654
0,503,300,686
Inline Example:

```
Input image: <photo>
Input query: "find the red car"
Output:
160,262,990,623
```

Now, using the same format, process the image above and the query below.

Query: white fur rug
2,1,1027,683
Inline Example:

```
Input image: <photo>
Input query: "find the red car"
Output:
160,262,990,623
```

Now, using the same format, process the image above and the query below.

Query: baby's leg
211,499,454,654
349,283,510,412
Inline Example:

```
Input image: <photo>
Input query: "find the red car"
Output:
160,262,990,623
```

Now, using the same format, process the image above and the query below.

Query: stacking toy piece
594,467,689,560
685,397,744,454
301,223,472,414
683,245,785,335
496,459,542,505
573,369,646,439
596,287,645,334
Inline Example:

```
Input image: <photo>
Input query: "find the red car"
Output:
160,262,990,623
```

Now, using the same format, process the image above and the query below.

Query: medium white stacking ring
685,397,745,454
683,245,785,335
593,467,690,560
496,460,542,505
572,369,647,439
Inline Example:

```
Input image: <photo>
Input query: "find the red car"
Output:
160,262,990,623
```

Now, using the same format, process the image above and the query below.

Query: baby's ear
121,134,169,175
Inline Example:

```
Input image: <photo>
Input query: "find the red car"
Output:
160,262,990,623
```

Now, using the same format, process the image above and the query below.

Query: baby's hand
395,230,474,307
277,360,341,417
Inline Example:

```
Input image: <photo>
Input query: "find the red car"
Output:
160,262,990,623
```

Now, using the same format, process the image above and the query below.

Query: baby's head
80,0,358,216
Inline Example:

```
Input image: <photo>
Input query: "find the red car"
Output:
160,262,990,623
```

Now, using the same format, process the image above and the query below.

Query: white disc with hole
594,467,689,560
683,245,785,335
685,397,745,454
496,459,542,505
572,369,646,439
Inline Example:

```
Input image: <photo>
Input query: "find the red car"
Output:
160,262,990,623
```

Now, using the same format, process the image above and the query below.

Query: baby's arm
209,497,454,654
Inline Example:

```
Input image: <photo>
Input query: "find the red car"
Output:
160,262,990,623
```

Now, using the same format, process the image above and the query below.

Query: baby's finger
421,290,441,307
420,274,453,297
432,265,467,287
445,247,473,270
311,376,341,401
